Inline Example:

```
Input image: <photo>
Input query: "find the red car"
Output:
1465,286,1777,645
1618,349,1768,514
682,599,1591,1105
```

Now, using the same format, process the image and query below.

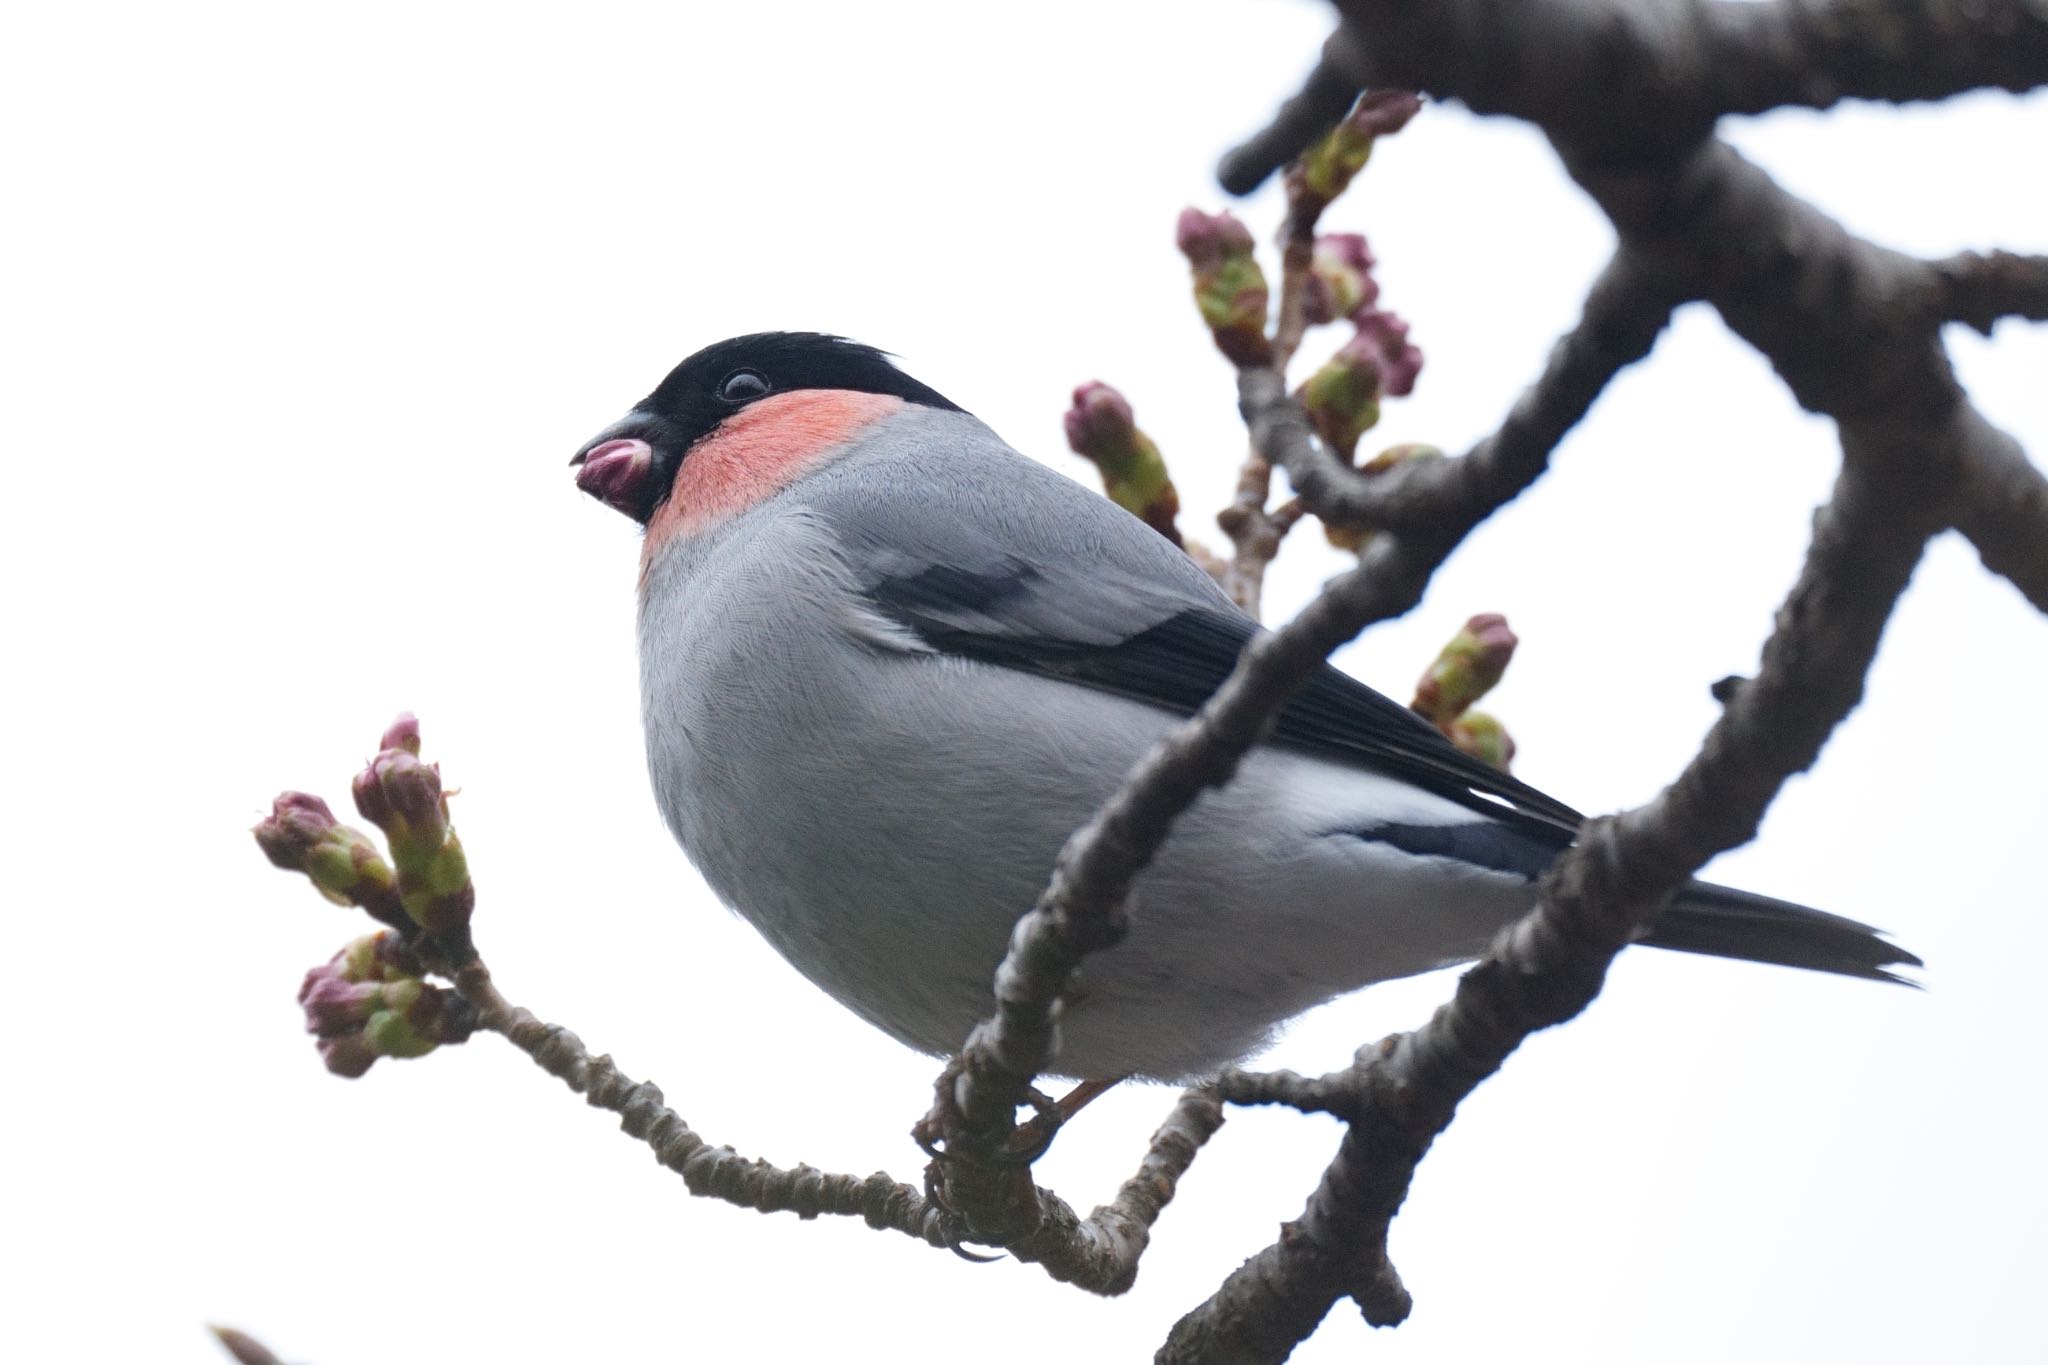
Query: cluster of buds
1302,233,1379,326
255,714,484,1078
299,931,477,1077
1289,90,1424,220
1297,305,1425,463
349,714,474,934
1411,613,1519,770
1063,381,1183,545
254,714,475,936
1175,207,1273,369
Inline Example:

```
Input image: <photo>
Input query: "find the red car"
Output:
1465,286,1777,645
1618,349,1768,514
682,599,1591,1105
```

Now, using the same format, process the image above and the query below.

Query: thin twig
1245,248,1680,535
442,950,1220,1292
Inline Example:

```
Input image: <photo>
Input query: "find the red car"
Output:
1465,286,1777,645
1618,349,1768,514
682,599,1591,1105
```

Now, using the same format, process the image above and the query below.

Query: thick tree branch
1218,25,1373,196
1947,401,2048,613
1932,250,2048,333
1161,434,1941,1364
1162,4,2048,1355
1224,1,2048,193
1691,0,2048,116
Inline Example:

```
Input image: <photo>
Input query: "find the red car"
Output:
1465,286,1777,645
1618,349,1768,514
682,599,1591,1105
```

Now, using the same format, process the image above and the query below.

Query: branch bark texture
1148,3,2046,1360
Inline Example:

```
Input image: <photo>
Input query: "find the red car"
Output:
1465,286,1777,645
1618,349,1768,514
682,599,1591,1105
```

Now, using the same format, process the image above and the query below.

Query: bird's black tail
1643,882,1921,984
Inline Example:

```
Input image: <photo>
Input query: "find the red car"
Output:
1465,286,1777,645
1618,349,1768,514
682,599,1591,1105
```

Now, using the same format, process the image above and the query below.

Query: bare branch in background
1139,3,2047,1356
1222,0,2048,197
1933,251,2048,332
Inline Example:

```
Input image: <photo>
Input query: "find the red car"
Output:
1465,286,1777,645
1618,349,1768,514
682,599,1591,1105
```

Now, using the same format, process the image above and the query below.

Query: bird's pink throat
640,390,904,573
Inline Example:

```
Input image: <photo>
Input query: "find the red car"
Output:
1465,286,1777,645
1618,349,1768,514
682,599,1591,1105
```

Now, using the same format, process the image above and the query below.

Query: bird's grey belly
643,619,1538,1081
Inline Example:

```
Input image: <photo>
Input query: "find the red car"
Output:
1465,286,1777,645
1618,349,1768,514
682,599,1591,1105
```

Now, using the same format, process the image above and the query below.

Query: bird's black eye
718,369,771,403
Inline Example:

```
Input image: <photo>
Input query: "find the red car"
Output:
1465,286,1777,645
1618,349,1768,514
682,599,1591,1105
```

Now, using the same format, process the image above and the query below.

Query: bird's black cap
642,331,960,450
573,332,963,524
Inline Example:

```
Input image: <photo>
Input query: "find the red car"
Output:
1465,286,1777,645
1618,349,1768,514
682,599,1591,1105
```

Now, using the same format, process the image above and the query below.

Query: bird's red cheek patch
641,390,905,573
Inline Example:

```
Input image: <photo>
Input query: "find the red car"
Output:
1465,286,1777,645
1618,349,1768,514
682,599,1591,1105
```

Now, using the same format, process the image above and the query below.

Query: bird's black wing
858,550,1585,842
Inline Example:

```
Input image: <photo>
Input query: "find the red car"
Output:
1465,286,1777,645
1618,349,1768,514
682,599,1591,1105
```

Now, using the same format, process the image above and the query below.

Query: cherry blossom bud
352,722,473,933
1351,308,1424,397
1413,614,1519,728
297,932,476,1078
1063,382,1183,544
254,793,406,926
1297,340,1384,462
1450,711,1517,772
1293,91,1424,214
1176,208,1272,369
1303,234,1379,326
379,711,422,757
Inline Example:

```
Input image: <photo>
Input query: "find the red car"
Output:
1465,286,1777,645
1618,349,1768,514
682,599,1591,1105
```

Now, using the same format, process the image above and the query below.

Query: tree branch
1158,3,2048,1355
1223,0,2048,193
1253,248,1679,534
1217,25,1372,196
1947,400,2048,614
1161,432,1940,1364
444,950,1224,1293
1932,250,2048,333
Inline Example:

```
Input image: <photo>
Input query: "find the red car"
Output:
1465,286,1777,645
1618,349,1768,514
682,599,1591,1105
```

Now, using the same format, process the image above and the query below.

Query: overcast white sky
5,3,2045,1362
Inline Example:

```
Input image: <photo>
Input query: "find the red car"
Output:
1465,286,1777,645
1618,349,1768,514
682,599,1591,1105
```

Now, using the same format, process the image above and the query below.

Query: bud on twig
1176,208,1273,369
298,931,476,1078
1413,613,1518,728
351,719,474,933
1448,711,1516,770
379,711,422,757
1290,90,1424,217
254,793,408,928
1297,338,1384,462
1064,382,1184,545
1303,234,1380,326
1351,308,1424,397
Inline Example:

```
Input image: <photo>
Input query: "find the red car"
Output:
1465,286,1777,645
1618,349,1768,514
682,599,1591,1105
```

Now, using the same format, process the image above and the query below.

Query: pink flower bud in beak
572,437,655,517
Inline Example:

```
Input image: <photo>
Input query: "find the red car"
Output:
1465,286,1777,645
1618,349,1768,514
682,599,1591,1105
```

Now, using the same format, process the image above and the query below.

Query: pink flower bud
351,750,447,845
1063,382,1139,461
379,712,422,757
1413,614,1520,727
1350,308,1424,396
1062,382,1183,545
1174,207,1257,270
1347,90,1423,139
1293,91,1425,213
1450,711,1516,771
317,1034,378,1079
1303,234,1380,327
253,793,339,872
1176,208,1273,369
296,933,475,1078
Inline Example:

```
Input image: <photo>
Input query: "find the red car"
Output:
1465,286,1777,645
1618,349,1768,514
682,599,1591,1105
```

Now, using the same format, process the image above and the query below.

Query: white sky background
4,2,2045,1361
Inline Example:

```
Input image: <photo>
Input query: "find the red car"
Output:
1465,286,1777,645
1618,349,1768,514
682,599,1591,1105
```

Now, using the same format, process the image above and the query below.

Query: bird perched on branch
572,331,1917,1082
